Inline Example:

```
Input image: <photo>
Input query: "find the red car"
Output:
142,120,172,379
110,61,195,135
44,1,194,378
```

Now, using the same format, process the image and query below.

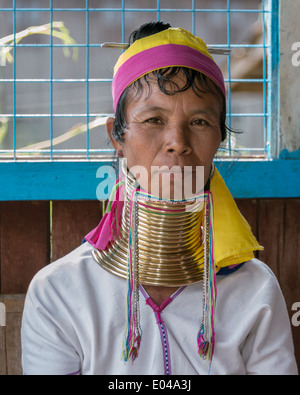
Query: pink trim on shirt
140,286,186,375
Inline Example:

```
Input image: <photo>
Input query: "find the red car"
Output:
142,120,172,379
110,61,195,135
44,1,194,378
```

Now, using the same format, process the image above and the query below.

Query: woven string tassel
197,191,217,369
122,189,142,362
122,187,217,367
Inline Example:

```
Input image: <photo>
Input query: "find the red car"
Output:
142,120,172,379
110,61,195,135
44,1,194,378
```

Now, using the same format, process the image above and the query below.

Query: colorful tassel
197,191,217,371
122,186,217,369
122,187,142,362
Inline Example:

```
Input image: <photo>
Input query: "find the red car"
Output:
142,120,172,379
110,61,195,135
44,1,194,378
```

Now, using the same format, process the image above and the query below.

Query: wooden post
0,295,25,375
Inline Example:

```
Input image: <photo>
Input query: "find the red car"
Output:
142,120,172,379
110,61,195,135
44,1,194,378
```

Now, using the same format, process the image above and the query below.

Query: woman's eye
144,117,161,124
192,119,209,126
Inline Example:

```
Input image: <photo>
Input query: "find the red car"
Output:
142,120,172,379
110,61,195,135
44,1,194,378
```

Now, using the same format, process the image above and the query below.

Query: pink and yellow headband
109,27,226,113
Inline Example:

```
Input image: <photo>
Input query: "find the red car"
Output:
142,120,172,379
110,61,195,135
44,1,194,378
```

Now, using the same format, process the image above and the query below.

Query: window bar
192,0,196,35
0,77,270,84
0,7,270,14
227,0,232,156
13,0,16,160
50,0,54,160
157,0,160,21
122,0,125,43
86,0,90,160
262,0,268,158
5,43,269,50
268,0,280,159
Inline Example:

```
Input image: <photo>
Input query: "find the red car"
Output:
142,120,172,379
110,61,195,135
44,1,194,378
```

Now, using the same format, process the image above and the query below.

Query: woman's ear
106,117,123,153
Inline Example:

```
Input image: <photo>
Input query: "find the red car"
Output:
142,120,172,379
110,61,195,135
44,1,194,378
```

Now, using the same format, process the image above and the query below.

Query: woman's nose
163,124,192,156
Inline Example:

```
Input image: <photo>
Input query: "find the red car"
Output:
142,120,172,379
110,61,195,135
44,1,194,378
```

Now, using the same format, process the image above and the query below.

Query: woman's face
107,72,222,200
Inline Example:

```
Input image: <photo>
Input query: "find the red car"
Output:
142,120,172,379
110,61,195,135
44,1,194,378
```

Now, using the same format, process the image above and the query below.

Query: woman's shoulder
218,258,285,306
239,258,279,284
220,258,279,282
26,242,97,297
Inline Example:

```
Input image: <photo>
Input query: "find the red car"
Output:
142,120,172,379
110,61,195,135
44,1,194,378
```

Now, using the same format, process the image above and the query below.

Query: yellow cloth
211,168,263,268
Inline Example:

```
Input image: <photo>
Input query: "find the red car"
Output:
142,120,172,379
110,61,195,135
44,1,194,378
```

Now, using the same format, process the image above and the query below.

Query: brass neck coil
92,167,207,286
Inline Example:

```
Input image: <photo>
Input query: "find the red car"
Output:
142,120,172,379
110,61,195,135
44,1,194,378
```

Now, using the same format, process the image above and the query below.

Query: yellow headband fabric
113,27,214,74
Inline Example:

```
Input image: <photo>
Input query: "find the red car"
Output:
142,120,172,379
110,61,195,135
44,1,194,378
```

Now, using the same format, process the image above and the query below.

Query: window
1,0,298,200
0,0,275,160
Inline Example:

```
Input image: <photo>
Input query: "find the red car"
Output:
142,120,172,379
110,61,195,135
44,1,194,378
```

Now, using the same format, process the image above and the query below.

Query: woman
21,22,298,375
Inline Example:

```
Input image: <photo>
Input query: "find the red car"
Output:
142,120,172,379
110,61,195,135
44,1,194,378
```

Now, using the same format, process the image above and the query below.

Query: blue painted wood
0,159,299,201
0,161,114,201
279,149,300,160
215,159,300,198
269,0,280,159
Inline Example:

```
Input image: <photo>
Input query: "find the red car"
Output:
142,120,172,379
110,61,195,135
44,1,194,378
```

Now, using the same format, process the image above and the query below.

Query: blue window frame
0,0,299,200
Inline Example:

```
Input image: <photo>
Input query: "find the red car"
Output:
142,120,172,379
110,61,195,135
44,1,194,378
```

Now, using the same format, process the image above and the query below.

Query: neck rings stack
92,164,216,367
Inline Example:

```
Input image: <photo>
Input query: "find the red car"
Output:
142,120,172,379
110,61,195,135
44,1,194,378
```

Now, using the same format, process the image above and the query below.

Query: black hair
128,21,171,44
112,21,230,144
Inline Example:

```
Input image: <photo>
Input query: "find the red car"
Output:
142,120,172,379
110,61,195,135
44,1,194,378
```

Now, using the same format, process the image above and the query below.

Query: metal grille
0,0,278,161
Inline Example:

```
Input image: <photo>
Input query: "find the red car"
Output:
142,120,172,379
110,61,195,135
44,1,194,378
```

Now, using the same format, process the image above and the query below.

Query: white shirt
21,242,298,375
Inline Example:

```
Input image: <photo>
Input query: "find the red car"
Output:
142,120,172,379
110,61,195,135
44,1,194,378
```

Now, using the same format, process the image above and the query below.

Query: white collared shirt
21,242,298,375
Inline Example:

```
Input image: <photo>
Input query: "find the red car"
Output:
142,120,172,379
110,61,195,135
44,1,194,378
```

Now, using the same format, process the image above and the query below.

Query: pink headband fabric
112,43,226,113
